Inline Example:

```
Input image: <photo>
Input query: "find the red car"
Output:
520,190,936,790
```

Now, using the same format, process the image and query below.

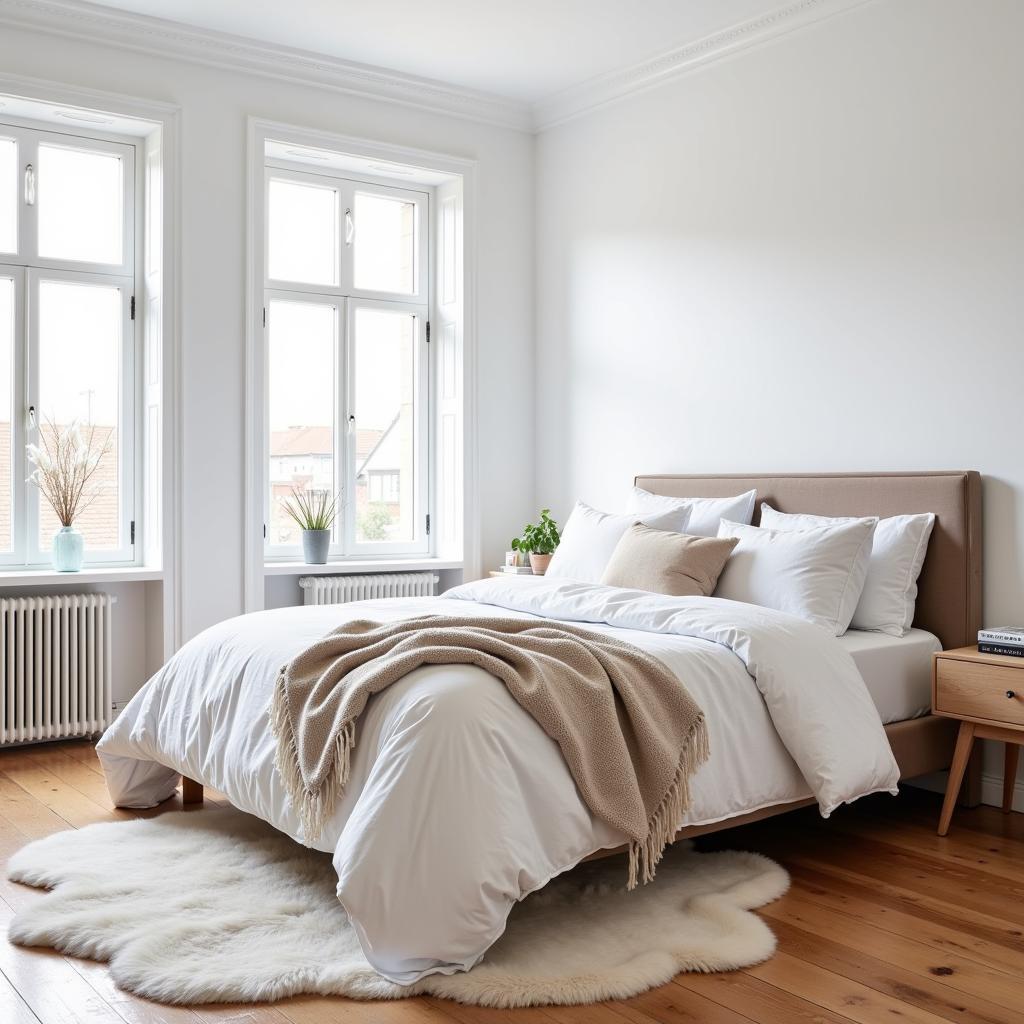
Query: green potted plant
511,508,560,575
281,488,338,564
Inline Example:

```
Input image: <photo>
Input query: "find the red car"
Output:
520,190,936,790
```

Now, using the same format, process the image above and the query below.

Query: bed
637,473,980,758
96,470,982,984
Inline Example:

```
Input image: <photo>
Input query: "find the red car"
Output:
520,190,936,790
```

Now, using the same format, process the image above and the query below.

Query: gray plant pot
301,529,331,564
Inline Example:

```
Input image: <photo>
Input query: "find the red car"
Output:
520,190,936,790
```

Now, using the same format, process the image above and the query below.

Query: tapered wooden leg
959,744,984,807
1004,743,1020,814
182,776,204,806
938,722,975,836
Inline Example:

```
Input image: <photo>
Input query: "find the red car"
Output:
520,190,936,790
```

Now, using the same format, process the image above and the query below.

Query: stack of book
497,565,534,575
978,627,1024,658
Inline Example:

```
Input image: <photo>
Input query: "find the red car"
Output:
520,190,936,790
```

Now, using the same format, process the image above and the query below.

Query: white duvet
97,577,899,984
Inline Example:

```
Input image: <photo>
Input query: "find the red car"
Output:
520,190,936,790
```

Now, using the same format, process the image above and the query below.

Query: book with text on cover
978,627,1024,646
978,642,1024,658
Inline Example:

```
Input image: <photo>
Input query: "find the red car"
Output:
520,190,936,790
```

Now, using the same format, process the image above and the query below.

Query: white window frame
345,297,429,557
264,168,341,296
264,163,429,306
26,269,135,565
347,180,429,304
245,120,477,614
0,116,139,568
262,161,431,562
0,126,135,278
0,266,25,565
263,290,339,556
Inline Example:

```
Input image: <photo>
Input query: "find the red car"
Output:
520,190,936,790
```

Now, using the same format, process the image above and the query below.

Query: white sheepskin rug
7,807,788,1007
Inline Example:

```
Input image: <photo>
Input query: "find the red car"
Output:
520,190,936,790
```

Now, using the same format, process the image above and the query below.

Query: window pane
353,192,416,294
0,138,16,255
353,308,417,544
267,300,336,546
0,277,13,552
268,179,337,286
38,280,121,551
38,144,123,265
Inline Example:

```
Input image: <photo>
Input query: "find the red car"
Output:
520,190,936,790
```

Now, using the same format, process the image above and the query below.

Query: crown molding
0,0,533,132
0,0,877,135
533,0,876,131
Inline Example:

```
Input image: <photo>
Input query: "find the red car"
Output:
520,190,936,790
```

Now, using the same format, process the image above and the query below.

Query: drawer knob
1008,690,1017,699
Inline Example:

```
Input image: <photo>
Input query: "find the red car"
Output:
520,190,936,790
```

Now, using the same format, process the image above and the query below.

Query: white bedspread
97,578,898,984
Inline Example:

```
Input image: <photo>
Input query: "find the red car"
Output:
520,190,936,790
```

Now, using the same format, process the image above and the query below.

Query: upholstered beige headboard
634,472,982,650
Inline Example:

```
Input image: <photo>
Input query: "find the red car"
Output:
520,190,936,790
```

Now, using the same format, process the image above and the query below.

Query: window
264,164,429,558
0,122,137,566
367,471,400,505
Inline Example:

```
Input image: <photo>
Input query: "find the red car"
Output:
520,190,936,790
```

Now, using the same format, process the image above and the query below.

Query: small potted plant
281,488,338,564
27,418,112,572
511,508,560,575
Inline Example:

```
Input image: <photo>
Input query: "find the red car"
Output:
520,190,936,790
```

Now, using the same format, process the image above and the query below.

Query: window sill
264,558,463,577
0,566,164,587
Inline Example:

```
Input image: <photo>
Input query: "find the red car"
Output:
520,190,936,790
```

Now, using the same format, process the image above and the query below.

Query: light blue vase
52,526,84,572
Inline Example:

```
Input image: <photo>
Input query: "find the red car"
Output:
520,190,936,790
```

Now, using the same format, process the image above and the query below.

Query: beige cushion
601,524,739,597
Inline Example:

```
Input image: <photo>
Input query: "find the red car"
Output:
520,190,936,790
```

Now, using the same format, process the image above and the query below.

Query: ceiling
85,0,793,103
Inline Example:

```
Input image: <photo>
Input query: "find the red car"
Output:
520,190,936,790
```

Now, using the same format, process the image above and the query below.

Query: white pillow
627,486,757,537
546,501,690,583
759,504,935,637
714,518,877,635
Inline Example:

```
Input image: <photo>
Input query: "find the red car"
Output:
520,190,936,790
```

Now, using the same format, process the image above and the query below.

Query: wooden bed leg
182,776,204,806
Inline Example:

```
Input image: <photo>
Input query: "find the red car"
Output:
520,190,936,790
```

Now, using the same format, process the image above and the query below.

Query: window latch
344,208,354,246
27,404,36,430
24,164,35,206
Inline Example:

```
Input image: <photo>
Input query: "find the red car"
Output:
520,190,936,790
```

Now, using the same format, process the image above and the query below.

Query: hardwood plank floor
1,741,1022,1024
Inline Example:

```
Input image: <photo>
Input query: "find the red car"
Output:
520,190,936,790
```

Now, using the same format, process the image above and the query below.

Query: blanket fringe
270,672,354,843
627,714,710,890
271,665,709,880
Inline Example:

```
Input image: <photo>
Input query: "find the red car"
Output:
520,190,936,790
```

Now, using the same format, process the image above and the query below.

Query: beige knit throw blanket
270,615,709,888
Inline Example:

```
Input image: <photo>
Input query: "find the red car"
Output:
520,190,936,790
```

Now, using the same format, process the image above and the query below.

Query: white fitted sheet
839,627,941,724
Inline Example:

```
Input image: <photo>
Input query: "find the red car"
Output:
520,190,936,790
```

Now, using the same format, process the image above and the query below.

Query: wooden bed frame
181,470,984,830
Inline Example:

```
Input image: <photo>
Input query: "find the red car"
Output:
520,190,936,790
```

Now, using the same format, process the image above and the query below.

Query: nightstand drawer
935,658,1024,727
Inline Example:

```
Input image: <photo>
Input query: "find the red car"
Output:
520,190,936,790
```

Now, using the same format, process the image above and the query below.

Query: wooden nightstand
933,646,1024,835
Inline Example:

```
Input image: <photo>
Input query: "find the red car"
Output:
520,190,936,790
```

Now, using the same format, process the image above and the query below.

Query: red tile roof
270,426,383,460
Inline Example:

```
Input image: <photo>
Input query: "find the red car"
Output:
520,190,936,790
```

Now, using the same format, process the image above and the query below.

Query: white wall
0,25,535,644
535,0,1024,800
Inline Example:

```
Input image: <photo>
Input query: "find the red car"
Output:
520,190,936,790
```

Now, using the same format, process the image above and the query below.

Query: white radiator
1,594,114,746
299,572,439,606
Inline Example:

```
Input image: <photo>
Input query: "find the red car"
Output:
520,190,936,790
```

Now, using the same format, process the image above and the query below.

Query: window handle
347,414,355,435
24,164,35,206
344,208,354,246
27,405,36,429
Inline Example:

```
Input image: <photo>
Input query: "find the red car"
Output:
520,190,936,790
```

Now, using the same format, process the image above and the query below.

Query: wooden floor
1,742,1023,1024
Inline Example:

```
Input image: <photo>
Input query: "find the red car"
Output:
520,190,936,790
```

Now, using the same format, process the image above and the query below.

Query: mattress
840,627,941,725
